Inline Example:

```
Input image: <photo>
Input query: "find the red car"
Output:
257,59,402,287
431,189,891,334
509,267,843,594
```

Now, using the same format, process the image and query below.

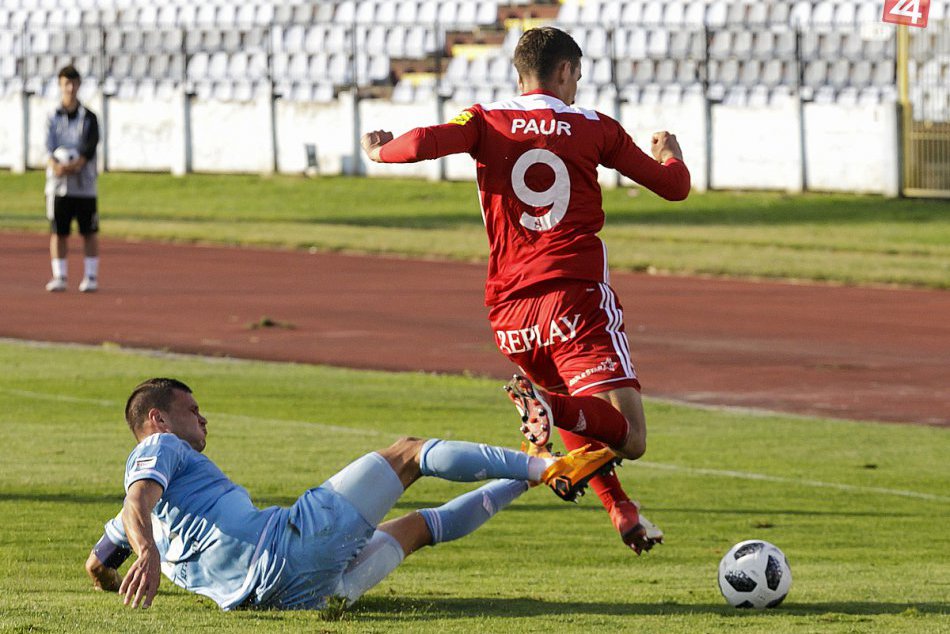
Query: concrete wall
0,89,901,197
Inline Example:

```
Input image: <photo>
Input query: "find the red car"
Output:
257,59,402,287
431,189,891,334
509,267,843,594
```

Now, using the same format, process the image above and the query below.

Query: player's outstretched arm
118,480,164,609
606,125,691,201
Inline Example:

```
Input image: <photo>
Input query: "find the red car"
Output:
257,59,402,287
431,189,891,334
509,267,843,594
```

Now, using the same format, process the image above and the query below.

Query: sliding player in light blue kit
85,378,617,610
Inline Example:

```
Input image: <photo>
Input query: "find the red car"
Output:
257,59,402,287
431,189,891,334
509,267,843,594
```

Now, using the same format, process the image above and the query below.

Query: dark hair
513,27,582,83
125,378,192,433
58,65,81,81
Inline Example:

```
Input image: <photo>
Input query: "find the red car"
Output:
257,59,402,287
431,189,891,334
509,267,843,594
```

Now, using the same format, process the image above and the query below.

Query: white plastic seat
286,52,308,80
732,31,753,58
228,52,248,79
789,1,812,27
705,1,727,27
723,85,748,106
557,0,580,24
850,60,872,86
376,1,397,23
335,1,356,24
235,4,255,27
196,4,216,26
586,27,608,58
304,25,325,53
365,25,388,54
642,1,663,25
468,56,489,83
624,28,647,58
391,80,415,103
647,28,669,57
819,32,841,58
814,86,836,104
139,5,158,27
396,1,419,24
774,31,796,58
708,30,732,59
663,0,685,26
456,0,478,25
872,60,894,86
677,59,698,84
747,2,768,25
655,59,676,84
769,2,790,25
207,51,228,80
683,0,705,26
452,85,475,104
327,53,351,84
404,26,428,57
668,30,691,58
726,2,747,24
803,60,828,86
761,59,783,86
313,82,335,103
748,85,769,107
719,59,739,84
579,0,602,24
488,55,512,85
834,2,857,26
476,0,498,24
326,25,349,53
256,4,275,25
811,1,834,27
640,83,661,105
841,32,863,59
619,1,643,25
770,85,795,105
632,59,655,84
437,0,459,26
837,86,858,106
739,59,761,85
355,1,376,24
590,57,611,85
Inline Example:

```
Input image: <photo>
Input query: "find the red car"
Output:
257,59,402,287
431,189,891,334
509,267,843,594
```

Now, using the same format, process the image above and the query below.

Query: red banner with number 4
882,0,930,27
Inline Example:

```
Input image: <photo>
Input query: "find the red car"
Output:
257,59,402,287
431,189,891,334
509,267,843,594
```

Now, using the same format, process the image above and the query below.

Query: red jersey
379,90,691,306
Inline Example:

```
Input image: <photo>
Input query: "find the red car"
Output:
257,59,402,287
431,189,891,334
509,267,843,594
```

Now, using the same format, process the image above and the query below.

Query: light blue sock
418,479,528,545
418,439,532,481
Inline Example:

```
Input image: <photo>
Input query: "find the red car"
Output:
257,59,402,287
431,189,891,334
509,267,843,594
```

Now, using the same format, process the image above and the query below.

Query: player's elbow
662,185,690,202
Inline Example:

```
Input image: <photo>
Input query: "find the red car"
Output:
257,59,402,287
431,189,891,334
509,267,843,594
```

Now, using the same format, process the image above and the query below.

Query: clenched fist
361,130,394,163
651,131,683,164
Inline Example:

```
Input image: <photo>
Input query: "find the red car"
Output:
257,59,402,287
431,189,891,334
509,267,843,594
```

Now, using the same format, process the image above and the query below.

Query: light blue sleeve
124,433,187,492
103,511,129,548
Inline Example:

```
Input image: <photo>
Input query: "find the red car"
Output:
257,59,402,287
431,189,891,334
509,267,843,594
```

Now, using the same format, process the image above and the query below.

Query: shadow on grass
352,596,949,620
0,492,124,505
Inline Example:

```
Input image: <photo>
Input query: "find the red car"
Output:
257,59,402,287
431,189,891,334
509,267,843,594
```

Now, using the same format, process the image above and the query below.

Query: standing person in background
361,27,690,554
45,64,100,293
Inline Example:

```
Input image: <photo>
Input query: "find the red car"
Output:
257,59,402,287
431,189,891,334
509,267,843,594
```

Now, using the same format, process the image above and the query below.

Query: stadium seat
774,31,796,58
376,1,397,24
304,25,325,53
811,1,835,28
640,83,661,105
748,85,769,107
437,0,459,26
396,1,419,24
661,83,683,105
836,86,859,106
578,0,601,25
335,1,357,24
557,0,580,24
668,30,693,58
355,1,376,25
391,80,416,103
761,58,783,86
677,59,698,84
789,0,811,27
726,1,747,25
814,85,836,104
683,0,705,26
655,58,676,84
664,1,686,26
732,30,753,58
632,59,655,84
178,4,197,27
476,0,498,25
724,85,748,106
803,59,828,86
488,55,512,86
456,0,478,26
872,60,894,86
642,1,663,25
647,28,669,57
620,28,648,59
828,59,850,88
747,1,768,25
850,60,872,87
586,27,608,58
705,0,727,27
590,57,611,85
708,30,732,59
819,32,842,58
834,2,857,26
739,59,761,85
619,1,643,25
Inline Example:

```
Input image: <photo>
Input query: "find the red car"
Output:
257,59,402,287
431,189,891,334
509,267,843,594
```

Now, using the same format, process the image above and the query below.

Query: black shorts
48,196,99,236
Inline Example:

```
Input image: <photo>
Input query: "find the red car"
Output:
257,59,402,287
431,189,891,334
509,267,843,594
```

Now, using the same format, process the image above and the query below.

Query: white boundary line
633,461,950,504
1,385,945,504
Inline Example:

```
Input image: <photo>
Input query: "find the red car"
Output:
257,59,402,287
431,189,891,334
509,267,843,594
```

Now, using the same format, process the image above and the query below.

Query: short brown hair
125,378,192,432
58,65,81,81
513,27,582,83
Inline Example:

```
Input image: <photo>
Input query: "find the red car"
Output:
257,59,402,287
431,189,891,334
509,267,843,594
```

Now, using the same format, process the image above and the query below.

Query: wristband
92,534,132,569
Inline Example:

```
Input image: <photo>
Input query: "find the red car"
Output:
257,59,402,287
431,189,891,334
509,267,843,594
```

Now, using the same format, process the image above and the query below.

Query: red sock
546,392,630,449
556,427,631,510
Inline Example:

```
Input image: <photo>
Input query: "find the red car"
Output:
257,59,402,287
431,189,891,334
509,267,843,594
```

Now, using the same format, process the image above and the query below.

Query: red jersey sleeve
378,108,481,163
601,117,691,201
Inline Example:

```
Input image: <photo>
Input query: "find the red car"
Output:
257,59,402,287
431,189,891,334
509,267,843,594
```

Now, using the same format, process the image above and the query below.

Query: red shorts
488,280,641,396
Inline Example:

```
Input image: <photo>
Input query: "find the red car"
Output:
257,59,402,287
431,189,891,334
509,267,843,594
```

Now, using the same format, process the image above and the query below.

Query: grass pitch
0,340,947,633
1,171,948,288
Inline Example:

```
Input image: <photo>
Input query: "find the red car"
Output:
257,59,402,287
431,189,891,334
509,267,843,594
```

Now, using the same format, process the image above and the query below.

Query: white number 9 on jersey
511,148,571,232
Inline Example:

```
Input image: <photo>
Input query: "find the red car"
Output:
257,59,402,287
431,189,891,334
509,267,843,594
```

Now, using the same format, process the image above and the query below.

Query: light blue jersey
106,433,286,609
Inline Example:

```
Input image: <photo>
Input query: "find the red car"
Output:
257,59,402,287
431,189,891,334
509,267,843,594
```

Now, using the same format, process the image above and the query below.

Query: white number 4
889,0,923,24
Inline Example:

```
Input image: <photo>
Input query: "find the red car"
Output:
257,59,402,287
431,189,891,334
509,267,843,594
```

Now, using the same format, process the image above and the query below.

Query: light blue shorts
264,452,404,609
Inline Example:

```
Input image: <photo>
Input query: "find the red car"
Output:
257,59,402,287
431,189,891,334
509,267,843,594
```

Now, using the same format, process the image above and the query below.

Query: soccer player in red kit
361,27,690,554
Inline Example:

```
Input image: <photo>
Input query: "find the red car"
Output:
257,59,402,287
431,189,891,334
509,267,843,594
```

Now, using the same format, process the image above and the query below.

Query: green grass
2,171,948,288
0,339,947,633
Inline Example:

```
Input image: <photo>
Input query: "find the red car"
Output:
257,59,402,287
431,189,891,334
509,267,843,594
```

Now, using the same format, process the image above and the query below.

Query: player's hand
85,551,123,592
360,130,394,163
119,546,161,609
52,162,67,177
651,131,683,164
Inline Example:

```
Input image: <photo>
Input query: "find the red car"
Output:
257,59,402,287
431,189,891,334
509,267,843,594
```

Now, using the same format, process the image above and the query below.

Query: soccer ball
53,146,79,164
717,540,792,609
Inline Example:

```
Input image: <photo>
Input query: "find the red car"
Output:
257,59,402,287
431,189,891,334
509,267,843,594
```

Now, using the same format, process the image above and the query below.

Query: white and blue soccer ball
52,146,79,164
718,539,792,609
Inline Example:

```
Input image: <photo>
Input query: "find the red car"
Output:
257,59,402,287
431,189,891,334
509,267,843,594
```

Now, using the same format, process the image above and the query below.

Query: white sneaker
79,276,98,293
46,277,67,292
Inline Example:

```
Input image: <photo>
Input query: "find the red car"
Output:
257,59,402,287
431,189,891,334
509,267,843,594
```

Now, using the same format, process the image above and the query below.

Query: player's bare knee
617,432,646,460
378,437,426,486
